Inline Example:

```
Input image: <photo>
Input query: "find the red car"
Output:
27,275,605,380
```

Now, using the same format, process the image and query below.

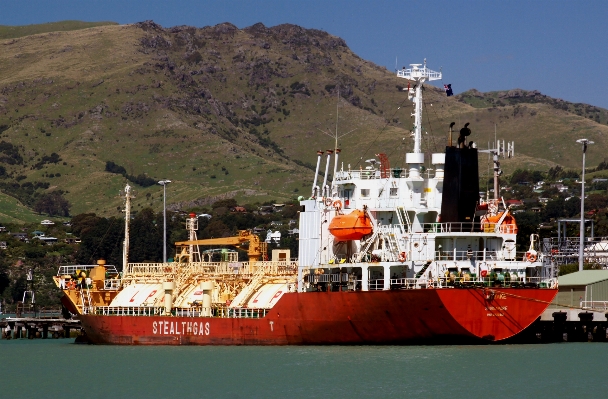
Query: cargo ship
55,61,557,344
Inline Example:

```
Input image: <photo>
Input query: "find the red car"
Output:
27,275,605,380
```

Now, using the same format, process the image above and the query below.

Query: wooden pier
1,317,81,339
1,305,82,340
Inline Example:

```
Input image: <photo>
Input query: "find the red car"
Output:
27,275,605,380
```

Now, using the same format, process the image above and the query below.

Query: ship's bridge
333,158,444,212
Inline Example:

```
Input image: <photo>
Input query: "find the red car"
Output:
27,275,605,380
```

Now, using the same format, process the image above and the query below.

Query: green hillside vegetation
0,20,607,223
0,20,117,39
0,192,46,223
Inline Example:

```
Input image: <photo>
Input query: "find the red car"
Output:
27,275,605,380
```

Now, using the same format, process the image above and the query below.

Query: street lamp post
576,139,593,272
158,180,171,263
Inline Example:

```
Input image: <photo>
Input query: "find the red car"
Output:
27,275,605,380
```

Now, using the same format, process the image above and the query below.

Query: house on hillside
265,230,281,244
33,233,58,244
258,205,274,214
230,206,247,213
11,233,28,242
522,198,539,207
0,226,6,232
0,241,7,250
505,199,523,208
40,219,55,225
551,183,568,193
270,221,283,227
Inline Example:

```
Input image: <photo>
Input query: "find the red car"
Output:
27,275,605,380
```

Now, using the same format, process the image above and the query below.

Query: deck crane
174,230,267,263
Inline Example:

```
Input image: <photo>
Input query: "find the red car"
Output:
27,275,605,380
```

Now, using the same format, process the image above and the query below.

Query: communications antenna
120,183,135,271
396,59,441,178
396,59,442,154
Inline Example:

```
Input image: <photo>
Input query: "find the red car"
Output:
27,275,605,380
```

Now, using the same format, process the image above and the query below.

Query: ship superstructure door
298,199,321,268
502,239,516,261
409,235,433,262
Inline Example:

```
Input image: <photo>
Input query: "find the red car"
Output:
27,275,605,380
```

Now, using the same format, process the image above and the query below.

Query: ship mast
397,59,442,178
121,183,134,271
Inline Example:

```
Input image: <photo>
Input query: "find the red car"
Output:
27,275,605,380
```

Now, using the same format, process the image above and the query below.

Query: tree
515,212,540,251
564,197,581,218
212,198,238,209
129,208,162,262
73,214,125,267
543,198,565,220
33,192,71,216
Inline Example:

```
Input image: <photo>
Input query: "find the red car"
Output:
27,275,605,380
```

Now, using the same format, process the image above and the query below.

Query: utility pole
158,180,171,262
576,139,593,272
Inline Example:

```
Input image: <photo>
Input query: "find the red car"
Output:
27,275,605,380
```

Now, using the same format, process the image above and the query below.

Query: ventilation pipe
322,150,333,198
200,281,213,317
311,150,323,198
432,153,445,179
332,148,341,195
163,281,175,315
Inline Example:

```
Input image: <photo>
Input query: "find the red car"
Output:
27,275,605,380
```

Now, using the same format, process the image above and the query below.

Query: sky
1,0,607,108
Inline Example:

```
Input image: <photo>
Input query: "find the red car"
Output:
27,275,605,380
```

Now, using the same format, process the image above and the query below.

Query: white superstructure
297,61,555,292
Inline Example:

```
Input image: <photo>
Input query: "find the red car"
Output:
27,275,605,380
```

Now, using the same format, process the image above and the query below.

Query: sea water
0,339,605,398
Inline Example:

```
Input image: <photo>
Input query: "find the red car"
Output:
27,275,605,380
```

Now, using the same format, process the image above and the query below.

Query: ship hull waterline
79,288,557,345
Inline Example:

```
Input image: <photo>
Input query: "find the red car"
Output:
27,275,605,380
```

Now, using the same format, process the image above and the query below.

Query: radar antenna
396,59,442,177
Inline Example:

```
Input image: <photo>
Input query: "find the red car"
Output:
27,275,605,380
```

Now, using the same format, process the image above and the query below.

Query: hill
1,20,607,222
0,20,117,39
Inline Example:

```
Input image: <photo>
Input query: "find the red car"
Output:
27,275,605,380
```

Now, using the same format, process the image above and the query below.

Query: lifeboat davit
328,209,373,240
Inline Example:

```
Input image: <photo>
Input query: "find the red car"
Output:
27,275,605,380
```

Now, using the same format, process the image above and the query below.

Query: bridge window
360,189,370,198
390,188,398,197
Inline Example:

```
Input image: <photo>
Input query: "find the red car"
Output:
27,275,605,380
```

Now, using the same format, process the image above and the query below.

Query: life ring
324,197,333,206
526,251,537,262
480,270,488,278
67,280,76,290
398,252,407,262
333,200,342,210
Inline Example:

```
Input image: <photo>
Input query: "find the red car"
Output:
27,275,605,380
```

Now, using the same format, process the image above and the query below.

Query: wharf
513,310,608,343
1,317,82,339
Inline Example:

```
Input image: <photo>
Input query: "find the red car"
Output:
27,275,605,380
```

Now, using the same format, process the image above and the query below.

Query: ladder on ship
414,260,433,279
396,206,411,234
79,285,93,314
229,266,267,308
383,230,401,262
171,262,195,303
355,228,380,262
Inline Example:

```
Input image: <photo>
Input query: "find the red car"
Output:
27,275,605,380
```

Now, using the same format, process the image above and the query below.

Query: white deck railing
57,264,119,276
580,301,608,310
91,306,269,318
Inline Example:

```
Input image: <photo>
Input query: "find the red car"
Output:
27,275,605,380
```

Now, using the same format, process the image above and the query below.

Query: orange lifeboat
481,212,518,234
328,209,373,240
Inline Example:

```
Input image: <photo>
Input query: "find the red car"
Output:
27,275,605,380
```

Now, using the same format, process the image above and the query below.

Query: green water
0,339,605,398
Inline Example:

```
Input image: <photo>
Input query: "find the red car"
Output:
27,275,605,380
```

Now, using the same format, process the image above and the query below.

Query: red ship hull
79,288,557,345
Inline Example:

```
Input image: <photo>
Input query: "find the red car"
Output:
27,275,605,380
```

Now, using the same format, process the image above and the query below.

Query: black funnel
440,146,479,229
